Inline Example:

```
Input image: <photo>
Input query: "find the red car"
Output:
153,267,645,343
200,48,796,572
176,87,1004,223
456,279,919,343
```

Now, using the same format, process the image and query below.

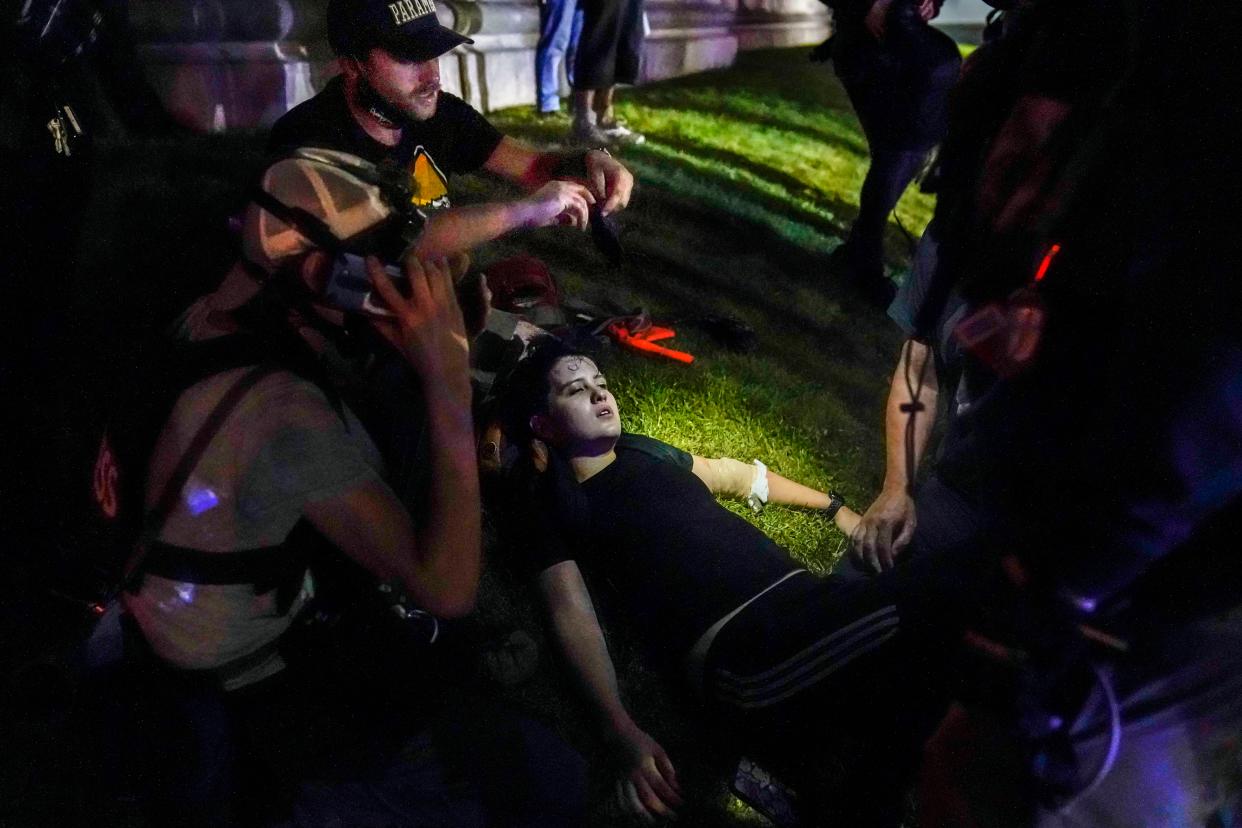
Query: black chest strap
140,540,309,615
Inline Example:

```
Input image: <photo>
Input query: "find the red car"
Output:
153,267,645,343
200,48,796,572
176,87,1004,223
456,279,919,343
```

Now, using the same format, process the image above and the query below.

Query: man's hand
851,487,917,572
609,723,683,822
865,0,894,40
521,180,595,230
367,255,471,400
585,150,635,216
918,0,937,22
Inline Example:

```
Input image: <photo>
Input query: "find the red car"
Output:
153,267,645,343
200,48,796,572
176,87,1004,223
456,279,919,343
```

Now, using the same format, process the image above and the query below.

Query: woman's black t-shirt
530,436,802,664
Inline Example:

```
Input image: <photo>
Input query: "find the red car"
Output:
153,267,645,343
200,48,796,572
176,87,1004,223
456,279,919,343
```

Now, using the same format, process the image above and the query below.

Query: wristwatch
822,491,845,522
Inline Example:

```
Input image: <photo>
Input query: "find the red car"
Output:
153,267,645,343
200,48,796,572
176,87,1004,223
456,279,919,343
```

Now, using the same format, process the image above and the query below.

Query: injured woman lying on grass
497,336,957,827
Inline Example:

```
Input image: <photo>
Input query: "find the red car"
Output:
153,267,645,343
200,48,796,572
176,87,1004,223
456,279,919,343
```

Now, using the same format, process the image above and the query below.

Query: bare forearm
767,471,831,509
412,202,540,259
835,506,861,536
767,472,860,536
695,456,849,524
883,339,939,493
412,388,481,616
546,594,635,735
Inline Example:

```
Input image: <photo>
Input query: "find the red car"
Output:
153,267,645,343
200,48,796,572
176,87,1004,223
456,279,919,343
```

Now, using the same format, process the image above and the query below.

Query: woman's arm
537,561,683,820
690,455,858,533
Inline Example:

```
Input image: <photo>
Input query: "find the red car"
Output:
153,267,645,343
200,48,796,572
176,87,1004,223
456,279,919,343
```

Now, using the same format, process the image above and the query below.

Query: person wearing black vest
896,1,1242,823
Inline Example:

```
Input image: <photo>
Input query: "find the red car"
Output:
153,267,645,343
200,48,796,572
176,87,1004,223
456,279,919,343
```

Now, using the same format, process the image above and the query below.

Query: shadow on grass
626,139,859,240
632,94,870,157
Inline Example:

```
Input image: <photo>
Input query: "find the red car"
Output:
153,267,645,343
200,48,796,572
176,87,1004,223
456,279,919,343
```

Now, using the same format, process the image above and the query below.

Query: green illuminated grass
481,47,931,574
471,47,936,825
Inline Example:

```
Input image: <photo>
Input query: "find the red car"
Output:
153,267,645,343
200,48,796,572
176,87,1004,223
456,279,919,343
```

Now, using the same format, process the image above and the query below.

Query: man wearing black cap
270,0,635,254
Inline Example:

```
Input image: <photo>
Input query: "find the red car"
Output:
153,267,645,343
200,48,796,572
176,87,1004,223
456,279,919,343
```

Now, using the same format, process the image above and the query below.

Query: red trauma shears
605,320,694,364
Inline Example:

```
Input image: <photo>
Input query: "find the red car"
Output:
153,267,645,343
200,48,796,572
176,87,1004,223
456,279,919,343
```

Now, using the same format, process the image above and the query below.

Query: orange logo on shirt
409,147,450,210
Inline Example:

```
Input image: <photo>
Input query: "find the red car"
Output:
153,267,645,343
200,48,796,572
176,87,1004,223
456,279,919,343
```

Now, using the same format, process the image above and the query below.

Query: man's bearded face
361,47,442,122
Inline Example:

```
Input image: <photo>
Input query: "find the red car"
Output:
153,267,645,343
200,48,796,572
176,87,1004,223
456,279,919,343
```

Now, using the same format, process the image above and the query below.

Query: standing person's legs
567,8,584,88
828,28,957,306
592,0,645,144
536,0,581,114
572,0,620,98
846,146,928,273
570,0,631,144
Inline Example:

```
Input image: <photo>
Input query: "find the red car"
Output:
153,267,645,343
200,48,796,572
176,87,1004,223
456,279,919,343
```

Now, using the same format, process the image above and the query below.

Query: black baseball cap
327,0,472,62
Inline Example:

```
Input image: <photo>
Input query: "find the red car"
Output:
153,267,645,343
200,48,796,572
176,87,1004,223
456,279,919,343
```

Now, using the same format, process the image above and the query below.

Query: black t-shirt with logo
528,435,802,666
268,75,503,212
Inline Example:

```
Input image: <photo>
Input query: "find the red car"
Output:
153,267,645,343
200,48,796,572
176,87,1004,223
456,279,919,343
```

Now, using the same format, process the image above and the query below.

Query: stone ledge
134,0,834,127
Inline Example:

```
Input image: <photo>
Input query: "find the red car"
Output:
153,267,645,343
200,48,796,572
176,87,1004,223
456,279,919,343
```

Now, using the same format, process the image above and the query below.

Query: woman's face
539,356,622,450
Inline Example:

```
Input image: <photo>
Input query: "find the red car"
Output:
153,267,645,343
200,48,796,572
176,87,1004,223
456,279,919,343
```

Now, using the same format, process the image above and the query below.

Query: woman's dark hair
498,334,602,548
502,334,602,445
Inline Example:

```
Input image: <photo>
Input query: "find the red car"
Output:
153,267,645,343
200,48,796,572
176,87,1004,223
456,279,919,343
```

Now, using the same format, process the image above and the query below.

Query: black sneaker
569,118,612,148
826,240,896,309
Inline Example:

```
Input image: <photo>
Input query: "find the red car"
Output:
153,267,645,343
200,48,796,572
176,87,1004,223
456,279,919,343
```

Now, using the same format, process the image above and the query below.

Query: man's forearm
413,202,541,259
519,149,609,189
883,339,939,493
414,388,482,617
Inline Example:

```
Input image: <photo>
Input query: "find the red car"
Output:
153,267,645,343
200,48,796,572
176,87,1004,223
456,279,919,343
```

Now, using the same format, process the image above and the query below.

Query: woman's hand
609,723,683,822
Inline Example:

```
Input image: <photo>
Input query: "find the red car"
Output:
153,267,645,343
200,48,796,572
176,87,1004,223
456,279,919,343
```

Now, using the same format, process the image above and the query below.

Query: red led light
1033,243,1062,283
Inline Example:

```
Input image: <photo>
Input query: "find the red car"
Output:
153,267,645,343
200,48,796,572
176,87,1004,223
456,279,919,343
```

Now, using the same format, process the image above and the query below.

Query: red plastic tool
605,321,694,364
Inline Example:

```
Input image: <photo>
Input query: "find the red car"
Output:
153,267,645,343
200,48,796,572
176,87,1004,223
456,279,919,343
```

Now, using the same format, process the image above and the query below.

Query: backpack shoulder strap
122,362,282,591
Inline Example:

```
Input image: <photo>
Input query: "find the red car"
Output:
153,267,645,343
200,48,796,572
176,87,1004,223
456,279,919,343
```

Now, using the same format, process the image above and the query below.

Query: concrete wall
132,0,829,129
130,0,983,130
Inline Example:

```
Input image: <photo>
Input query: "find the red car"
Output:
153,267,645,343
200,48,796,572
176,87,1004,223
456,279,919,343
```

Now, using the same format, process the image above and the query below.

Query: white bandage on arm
747,459,769,513
692,455,758,499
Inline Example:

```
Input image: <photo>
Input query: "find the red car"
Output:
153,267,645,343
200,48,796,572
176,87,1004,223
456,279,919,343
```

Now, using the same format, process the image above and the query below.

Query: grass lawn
9,46,936,827
468,47,936,825
482,46,934,567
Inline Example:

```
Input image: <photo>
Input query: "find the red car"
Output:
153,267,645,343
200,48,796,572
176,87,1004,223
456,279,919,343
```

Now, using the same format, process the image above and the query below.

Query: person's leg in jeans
536,0,582,114
127,664,238,827
567,8,583,87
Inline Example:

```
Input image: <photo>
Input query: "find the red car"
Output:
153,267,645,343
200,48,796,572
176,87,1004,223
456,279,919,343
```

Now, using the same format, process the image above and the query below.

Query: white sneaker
598,119,645,146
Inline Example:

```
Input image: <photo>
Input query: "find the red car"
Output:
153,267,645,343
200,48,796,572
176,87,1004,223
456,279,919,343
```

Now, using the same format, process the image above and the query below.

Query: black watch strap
823,491,845,522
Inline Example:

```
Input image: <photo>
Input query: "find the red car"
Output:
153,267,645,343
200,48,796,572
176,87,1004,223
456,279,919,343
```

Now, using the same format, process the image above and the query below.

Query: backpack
85,335,278,610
